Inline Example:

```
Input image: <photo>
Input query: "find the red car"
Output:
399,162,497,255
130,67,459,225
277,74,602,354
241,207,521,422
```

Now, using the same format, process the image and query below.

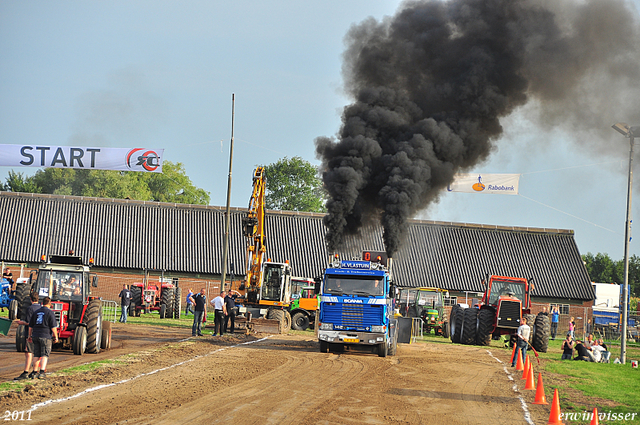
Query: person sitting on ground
573,339,590,361
585,333,595,349
597,339,611,363
561,333,574,360
591,342,605,362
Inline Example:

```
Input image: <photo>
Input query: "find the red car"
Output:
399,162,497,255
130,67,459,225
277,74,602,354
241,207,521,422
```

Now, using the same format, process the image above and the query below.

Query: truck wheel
130,286,142,317
14,281,30,321
85,299,102,354
73,326,87,355
533,313,550,353
377,342,388,357
162,288,175,319
389,330,398,356
9,299,18,321
449,305,460,342
173,287,181,319
320,340,329,353
291,312,309,331
160,303,167,319
476,308,494,346
442,321,450,338
461,308,479,345
524,313,536,329
101,321,112,350
267,309,287,333
16,324,26,353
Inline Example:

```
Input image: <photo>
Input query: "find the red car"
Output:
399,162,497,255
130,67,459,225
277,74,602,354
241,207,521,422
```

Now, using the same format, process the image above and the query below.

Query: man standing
211,291,226,336
224,290,238,334
185,289,194,316
189,288,207,337
118,284,132,323
14,292,42,380
28,297,59,379
551,307,559,340
511,316,530,367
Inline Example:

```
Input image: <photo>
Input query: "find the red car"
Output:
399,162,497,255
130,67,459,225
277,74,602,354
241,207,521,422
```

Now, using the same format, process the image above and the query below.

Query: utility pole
221,94,235,292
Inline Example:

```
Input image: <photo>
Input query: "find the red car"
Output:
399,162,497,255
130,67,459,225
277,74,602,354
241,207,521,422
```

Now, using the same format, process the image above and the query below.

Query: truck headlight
319,323,333,331
371,325,386,333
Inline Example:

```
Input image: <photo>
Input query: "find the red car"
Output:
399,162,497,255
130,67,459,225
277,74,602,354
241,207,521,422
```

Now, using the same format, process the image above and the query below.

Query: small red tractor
15,254,111,355
129,271,181,319
449,275,550,352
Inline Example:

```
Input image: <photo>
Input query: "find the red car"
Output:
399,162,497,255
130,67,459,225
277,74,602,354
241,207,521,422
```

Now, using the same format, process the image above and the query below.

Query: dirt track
0,324,551,424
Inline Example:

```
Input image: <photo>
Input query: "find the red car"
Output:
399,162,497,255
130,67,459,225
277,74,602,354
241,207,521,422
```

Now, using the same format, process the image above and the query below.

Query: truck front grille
497,300,521,329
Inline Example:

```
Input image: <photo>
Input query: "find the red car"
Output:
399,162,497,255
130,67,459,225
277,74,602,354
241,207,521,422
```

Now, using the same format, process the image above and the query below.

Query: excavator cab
259,262,292,305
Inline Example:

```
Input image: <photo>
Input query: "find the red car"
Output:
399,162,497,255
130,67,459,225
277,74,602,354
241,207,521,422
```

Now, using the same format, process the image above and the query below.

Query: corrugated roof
0,191,594,300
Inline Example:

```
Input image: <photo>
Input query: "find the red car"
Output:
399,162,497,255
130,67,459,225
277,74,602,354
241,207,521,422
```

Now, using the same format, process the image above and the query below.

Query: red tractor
15,254,111,355
449,275,550,352
129,271,180,319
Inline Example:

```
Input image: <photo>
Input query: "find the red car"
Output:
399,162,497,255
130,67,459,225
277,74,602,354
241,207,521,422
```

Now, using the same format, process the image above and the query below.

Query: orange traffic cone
548,388,563,425
515,348,524,371
525,362,536,390
533,373,548,404
589,407,599,425
522,355,531,379
510,343,517,364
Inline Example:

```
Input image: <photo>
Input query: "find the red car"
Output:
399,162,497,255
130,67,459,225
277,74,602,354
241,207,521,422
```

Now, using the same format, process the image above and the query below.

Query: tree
582,252,639,297
1,161,210,205
263,157,326,213
3,171,41,193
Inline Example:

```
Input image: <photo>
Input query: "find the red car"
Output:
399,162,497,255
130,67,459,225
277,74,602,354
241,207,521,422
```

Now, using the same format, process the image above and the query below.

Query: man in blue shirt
28,297,59,379
185,289,194,316
551,307,559,340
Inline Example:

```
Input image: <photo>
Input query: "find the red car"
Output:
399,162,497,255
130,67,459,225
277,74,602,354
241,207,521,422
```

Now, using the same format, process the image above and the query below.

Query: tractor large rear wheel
129,286,141,317
533,313,550,353
162,288,175,319
173,287,181,319
461,308,479,345
450,305,462,343
476,308,494,346
73,326,87,355
85,299,103,354
101,321,112,350
16,324,26,353
14,281,30,321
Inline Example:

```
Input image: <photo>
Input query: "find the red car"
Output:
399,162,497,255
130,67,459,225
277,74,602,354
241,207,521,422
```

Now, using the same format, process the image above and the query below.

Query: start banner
447,173,520,195
0,144,164,173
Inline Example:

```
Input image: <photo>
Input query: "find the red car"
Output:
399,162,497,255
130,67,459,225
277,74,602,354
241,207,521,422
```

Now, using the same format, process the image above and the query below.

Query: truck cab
318,253,398,357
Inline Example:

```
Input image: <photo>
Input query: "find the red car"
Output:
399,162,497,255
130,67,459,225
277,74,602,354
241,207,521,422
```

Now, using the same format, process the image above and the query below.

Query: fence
101,300,118,323
91,272,223,315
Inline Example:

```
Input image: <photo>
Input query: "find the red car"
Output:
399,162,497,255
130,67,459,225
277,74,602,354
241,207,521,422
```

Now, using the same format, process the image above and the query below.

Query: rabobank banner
447,173,520,195
0,144,164,173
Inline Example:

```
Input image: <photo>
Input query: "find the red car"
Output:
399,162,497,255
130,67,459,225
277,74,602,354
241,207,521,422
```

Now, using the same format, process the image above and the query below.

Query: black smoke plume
316,0,640,256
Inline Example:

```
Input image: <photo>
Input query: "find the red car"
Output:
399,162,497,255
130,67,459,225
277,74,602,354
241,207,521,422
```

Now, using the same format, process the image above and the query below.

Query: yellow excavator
233,167,292,333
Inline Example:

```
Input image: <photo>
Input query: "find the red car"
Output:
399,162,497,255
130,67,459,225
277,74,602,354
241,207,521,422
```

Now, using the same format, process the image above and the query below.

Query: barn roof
0,191,594,300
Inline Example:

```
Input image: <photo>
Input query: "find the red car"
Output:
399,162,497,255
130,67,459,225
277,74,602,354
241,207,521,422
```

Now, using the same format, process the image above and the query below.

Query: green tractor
397,287,449,337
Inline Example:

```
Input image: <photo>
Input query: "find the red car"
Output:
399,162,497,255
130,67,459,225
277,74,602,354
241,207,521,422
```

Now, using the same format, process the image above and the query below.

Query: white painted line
27,336,271,414
487,350,535,425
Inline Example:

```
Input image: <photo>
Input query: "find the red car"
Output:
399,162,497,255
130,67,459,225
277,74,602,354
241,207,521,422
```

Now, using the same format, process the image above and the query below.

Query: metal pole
621,133,633,364
221,94,235,292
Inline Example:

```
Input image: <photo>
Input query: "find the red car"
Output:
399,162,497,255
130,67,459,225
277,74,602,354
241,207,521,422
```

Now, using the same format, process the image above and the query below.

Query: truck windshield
489,280,525,305
36,270,83,302
324,276,384,296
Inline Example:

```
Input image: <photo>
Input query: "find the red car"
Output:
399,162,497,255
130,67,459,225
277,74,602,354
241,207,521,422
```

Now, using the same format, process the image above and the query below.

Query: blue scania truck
317,251,398,357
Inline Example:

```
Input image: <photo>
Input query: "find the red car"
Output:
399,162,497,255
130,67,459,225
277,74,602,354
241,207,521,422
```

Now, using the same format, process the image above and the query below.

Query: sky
1,0,640,261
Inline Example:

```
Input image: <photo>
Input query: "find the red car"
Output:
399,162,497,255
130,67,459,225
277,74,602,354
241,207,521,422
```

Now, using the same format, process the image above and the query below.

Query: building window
550,303,570,315
444,296,458,306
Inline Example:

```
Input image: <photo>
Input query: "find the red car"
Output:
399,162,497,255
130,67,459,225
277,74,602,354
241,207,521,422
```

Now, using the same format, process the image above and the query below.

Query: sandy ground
0,324,552,425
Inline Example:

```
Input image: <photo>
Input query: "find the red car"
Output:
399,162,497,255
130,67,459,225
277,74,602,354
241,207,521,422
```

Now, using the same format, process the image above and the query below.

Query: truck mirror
92,275,98,287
